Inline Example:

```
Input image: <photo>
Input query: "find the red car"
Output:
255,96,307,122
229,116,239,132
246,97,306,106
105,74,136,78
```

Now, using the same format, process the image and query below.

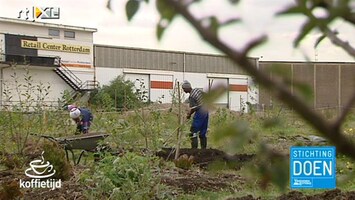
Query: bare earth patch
161,168,244,193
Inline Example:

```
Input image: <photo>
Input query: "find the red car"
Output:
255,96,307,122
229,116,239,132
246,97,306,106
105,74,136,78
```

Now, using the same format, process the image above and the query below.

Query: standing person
69,107,93,134
182,80,209,149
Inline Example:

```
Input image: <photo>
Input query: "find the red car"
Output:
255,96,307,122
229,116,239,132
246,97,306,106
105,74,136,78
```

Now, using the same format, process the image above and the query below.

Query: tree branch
324,27,355,58
166,0,355,159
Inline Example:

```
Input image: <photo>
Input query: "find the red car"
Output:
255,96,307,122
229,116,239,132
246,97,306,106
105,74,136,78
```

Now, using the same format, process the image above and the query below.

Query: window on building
48,29,60,37
64,31,75,39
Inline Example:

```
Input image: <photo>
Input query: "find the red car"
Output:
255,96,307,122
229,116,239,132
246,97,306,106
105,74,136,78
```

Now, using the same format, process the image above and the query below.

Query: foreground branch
166,0,355,159
324,27,355,58
333,91,355,130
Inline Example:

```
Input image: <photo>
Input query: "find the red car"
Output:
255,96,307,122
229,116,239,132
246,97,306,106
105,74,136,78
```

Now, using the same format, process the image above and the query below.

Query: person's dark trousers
76,124,82,135
191,109,209,149
200,136,207,149
190,133,198,149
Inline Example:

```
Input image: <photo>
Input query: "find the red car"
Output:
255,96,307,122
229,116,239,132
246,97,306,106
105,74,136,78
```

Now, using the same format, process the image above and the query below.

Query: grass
0,106,354,199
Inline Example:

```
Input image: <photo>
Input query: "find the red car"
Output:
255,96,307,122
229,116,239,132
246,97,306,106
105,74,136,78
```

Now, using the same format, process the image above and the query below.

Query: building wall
94,45,184,71
95,66,256,111
94,45,254,75
1,66,70,107
0,18,96,79
258,62,355,110
341,65,355,107
0,18,96,108
94,45,258,112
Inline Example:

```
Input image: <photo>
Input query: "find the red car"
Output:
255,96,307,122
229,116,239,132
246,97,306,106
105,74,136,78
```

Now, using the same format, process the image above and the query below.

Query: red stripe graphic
151,81,173,89
229,84,248,92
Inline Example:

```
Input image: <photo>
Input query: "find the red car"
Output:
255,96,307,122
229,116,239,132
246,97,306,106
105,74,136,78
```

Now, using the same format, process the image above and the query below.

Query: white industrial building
0,17,97,109
0,17,258,111
94,44,259,111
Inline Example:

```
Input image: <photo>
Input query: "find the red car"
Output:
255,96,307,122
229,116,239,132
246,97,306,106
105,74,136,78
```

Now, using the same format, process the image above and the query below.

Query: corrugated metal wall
94,45,253,74
341,65,355,107
94,45,355,110
315,64,339,109
259,62,355,110
184,53,249,74
95,45,183,71
293,63,314,107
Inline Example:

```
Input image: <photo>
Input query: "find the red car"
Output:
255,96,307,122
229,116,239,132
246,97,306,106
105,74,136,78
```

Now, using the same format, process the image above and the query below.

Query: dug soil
156,148,255,169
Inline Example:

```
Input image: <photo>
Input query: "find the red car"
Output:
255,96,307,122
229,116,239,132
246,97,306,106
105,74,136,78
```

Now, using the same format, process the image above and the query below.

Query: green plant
42,142,73,180
81,152,172,199
1,65,52,155
174,154,194,170
89,75,139,111
0,153,26,169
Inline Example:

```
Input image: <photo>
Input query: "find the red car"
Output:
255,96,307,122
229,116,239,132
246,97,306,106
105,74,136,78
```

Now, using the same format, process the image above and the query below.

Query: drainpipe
93,46,96,87
256,57,260,110
183,52,186,81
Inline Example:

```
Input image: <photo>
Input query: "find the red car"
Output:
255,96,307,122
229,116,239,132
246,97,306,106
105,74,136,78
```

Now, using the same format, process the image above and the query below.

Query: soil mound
156,148,254,169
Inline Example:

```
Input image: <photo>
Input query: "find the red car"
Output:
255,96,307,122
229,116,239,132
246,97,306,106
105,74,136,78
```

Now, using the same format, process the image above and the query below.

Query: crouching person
69,107,93,134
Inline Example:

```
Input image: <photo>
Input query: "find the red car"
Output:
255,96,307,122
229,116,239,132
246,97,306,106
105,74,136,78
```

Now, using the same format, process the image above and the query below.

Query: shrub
42,142,73,180
89,76,140,111
81,152,172,199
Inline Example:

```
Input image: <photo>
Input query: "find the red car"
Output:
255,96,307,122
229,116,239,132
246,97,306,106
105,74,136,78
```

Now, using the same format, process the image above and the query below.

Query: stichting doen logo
20,151,61,190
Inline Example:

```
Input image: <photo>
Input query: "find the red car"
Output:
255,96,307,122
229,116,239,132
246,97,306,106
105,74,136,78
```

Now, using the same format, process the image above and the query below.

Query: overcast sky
0,0,354,62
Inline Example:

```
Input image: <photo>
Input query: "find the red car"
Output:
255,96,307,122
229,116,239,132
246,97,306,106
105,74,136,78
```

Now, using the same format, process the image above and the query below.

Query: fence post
175,81,182,160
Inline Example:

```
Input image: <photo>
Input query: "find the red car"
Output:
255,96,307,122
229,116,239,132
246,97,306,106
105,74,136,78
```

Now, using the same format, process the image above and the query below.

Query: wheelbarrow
32,133,110,165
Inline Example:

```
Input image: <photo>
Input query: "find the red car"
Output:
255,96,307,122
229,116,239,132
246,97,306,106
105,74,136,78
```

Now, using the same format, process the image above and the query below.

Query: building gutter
183,52,186,80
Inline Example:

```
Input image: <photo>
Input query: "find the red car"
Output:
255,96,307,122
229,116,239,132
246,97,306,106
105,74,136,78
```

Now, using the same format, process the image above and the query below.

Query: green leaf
277,5,305,15
294,20,316,47
156,21,166,40
314,34,326,47
203,85,227,107
212,120,254,154
210,17,220,36
126,0,140,21
293,82,314,102
156,0,176,21
228,0,240,4
270,157,289,191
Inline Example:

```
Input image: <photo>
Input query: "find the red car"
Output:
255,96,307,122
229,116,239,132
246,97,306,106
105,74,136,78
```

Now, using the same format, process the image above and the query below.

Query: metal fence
258,62,355,110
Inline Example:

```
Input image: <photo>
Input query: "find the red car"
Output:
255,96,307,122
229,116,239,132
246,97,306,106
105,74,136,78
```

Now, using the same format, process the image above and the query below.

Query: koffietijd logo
290,146,336,189
19,151,61,190
18,6,60,21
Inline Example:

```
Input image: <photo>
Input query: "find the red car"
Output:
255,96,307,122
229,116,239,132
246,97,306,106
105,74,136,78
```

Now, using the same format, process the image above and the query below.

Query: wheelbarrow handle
30,133,57,143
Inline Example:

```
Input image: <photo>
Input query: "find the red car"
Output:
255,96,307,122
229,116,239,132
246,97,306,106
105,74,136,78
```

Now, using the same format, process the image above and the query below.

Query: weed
42,142,73,180
174,154,194,170
0,153,26,169
1,65,52,155
81,152,173,199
